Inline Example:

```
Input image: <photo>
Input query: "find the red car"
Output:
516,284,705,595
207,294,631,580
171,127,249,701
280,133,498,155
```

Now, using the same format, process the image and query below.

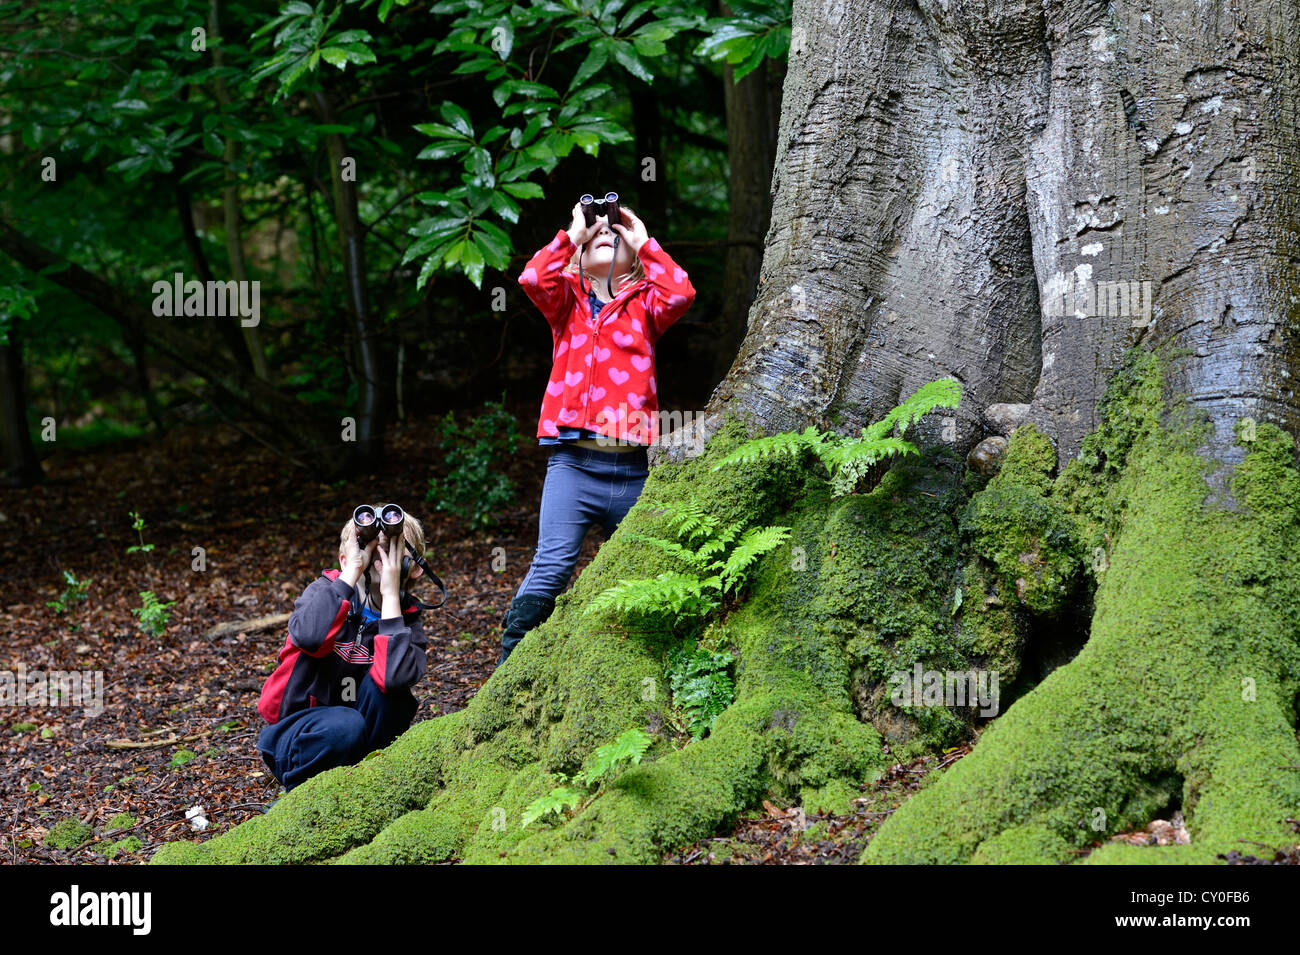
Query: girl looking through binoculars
497,195,696,665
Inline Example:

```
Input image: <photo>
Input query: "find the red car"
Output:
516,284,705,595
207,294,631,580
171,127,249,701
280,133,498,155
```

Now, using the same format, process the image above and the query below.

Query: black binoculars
352,503,405,545
580,192,620,228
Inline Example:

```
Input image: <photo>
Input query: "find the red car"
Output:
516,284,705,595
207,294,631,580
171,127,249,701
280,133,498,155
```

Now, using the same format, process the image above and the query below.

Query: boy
256,508,431,790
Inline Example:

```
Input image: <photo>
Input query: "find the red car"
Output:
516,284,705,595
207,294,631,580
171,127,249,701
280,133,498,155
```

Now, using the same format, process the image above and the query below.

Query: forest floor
5,416,1294,865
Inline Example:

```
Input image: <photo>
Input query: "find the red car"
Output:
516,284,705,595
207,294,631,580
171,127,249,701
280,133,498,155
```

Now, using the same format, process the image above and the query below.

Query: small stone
967,436,1009,476
982,402,1033,435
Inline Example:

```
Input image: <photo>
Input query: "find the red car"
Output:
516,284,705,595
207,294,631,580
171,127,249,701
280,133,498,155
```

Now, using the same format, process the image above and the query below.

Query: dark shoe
496,593,556,665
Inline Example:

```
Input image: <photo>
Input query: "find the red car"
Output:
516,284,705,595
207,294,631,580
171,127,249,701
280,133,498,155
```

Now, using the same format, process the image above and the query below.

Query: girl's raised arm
517,231,576,334
517,203,600,333
613,206,696,340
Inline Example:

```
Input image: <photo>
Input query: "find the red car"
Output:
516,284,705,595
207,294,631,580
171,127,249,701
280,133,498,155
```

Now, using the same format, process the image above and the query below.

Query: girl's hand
566,202,602,247
610,205,649,254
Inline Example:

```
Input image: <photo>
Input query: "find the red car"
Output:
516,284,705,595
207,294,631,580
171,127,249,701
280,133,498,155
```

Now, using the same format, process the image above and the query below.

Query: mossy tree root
865,356,1300,864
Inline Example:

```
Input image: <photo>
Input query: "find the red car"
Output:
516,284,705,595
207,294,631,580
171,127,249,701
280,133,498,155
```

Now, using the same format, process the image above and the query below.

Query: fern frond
720,525,792,592
695,521,742,563
583,572,718,619
711,425,828,471
871,377,963,439
624,532,711,571
578,728,653,786
520,786,584,828
659,498,719,542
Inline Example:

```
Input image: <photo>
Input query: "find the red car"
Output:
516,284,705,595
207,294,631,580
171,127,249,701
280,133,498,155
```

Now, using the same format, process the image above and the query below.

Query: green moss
970,824,1072,864
801,777,862,816
961,425,1082,615
44,817,93,850
100,836,143,859
865,349,1300,864
104,812,136,832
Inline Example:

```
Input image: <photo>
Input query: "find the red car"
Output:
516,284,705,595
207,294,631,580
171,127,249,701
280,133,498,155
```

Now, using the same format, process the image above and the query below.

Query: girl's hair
339,508,427,583
563,242,644,293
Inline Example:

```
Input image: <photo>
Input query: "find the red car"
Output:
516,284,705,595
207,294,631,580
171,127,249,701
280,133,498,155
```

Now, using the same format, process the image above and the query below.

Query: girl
497,199,696,665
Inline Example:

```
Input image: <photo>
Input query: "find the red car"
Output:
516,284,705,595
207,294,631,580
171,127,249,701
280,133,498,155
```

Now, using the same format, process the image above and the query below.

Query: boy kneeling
257,506,434,790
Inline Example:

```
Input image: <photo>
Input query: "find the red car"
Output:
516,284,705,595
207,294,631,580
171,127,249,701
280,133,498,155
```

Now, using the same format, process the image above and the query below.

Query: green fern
666,644,735,739
584,498,790,623
521,728,653,828
584,571,720,619
519,786,584,829
577,728,653,786
713,377,963,495
721,525,793,593
710,424,829,470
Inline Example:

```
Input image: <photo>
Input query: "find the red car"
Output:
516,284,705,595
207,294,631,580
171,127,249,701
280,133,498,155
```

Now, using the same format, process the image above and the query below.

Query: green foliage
132,591,175,638
518,786,584,829
520,727,652,828
666,642,734,739
126,511,154,554
169,747,197,768
713,377,963,495
46,570,91,614
425,399,521,528
584,498,790,622
694,0,791,80
577,726,653,786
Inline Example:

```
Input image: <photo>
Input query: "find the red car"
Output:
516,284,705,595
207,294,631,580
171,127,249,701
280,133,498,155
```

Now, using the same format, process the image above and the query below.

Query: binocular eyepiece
580,191,620,229
353,503,404,545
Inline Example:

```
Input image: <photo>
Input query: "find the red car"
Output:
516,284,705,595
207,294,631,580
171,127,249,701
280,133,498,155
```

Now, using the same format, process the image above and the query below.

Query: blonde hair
564,243,645,293
339,507,428,583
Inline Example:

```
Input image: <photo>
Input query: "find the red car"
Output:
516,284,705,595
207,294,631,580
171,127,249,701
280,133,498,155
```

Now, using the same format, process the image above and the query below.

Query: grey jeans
515,443,649,599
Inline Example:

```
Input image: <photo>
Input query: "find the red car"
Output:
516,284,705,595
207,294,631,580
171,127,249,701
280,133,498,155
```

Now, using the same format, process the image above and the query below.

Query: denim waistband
548,443,649,470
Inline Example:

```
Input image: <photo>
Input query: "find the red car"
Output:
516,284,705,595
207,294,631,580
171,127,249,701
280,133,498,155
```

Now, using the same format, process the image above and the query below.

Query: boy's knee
313,707,369,757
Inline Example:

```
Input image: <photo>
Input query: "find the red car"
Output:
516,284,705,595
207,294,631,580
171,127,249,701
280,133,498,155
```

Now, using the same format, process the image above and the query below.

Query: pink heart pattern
521,267,538,285
546,379,563,396
590,386,607,401
609,367,629,385
558,408,579,425
627,392,646,410
565,371,584,386
613,331,635,347
631,355,651,372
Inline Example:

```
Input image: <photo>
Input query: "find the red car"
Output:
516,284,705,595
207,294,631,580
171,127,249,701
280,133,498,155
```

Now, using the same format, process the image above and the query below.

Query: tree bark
712,6,782,383
0,322,44,486
210,0,271,383
313,88,386,468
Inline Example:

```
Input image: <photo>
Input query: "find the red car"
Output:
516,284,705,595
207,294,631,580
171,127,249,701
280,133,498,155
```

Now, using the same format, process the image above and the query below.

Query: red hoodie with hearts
518,229,696,445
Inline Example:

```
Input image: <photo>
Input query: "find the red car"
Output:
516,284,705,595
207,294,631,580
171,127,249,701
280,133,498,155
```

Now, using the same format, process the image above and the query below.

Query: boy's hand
610,205,648,254
377,534,404,620
340,524,377,587
566,202,601,247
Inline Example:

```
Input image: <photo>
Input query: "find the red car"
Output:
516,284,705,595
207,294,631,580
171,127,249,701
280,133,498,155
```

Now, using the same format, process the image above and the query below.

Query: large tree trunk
153,0,1300,865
